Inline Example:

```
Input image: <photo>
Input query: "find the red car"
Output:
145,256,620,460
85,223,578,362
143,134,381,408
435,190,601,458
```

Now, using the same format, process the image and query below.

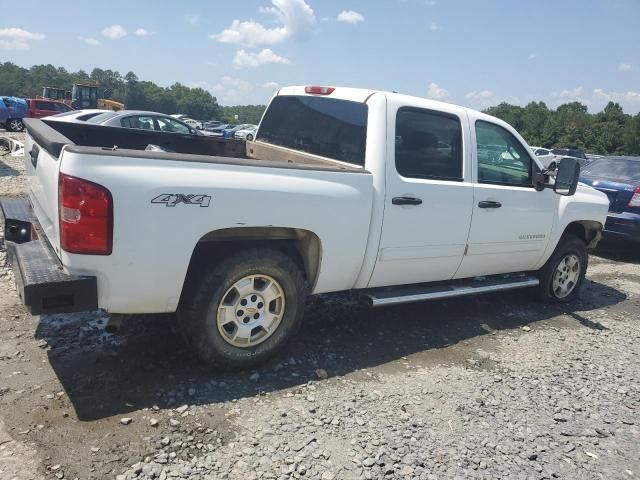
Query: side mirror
554,157,580,196
533,169,546,191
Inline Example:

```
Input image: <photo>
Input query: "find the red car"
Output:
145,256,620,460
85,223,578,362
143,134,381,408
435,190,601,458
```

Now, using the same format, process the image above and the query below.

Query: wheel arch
179,227,322,307
561,220,603,248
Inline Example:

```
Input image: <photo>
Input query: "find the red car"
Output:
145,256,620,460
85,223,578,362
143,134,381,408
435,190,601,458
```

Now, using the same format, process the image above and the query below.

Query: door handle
478,200,502,209
392,196,422,206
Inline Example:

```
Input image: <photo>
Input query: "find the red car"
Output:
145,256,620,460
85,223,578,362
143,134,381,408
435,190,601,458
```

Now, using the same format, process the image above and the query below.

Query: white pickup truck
1,86,609,369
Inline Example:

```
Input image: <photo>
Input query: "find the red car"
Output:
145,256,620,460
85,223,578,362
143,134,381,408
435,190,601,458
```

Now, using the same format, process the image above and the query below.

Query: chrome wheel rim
552,254,580,298
9,120,22,131
216,275,285,347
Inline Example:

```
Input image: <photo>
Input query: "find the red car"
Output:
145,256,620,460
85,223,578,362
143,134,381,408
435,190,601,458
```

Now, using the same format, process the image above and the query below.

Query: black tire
246,133,254,141
179,247,306,370
6,118,24,132
533,235,587,302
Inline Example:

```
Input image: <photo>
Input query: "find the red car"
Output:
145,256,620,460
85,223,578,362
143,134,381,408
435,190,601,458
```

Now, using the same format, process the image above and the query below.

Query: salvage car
26,98,73,119
2,85,609,370
580,157,640,243
46,109,107,123
0,96,27,132
234,125,258,141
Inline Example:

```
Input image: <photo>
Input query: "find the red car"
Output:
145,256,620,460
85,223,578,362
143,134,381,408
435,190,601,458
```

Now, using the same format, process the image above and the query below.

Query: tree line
0,62,227,121
485,101,640,155
1,62,638,154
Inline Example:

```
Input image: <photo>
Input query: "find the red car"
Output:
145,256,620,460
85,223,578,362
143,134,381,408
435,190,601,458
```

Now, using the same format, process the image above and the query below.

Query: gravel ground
1,130,639,480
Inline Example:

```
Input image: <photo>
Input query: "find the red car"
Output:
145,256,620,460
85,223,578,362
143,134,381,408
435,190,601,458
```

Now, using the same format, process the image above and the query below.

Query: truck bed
25,118,365,173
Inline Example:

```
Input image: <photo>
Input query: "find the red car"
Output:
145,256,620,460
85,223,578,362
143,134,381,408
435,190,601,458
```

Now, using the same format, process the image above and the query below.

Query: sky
2,0,640,112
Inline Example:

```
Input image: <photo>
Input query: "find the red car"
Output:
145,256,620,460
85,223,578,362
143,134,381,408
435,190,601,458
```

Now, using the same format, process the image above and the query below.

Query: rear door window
156,117,191,134
52,102,70,112
121,115,155,130
395,108,463,181
257,95,368,166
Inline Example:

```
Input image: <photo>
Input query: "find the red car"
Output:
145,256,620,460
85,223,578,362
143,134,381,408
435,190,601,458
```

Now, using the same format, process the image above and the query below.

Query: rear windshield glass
86,112,119,124
257,95,368,166
582,158,640,182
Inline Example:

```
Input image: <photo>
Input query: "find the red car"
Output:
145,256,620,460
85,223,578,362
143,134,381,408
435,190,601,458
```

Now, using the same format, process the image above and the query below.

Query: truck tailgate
24,118,72,257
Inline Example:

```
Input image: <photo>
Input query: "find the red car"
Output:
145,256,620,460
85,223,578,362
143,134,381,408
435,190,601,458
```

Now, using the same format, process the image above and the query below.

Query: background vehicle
530,146,558,169
233,125,258,140
580,157,640,243
222,123,252,138
86,110,204,135
46,109,107,123
71,84,125,111
0,96,27,132
40,86,72,106
183,118,203,130
4,86,608,371
207,124,229,136
552,148,587,160
204,120,223,130
26,98,72,118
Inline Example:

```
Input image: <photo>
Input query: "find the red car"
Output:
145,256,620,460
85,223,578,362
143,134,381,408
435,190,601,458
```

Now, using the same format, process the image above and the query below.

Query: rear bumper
1,197,98,315
603,211,640,243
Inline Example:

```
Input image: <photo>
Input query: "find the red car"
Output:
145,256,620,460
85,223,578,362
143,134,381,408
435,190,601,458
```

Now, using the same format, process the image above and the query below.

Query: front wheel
6,118,24,132
246,133,254,141
533,235,587,302
179,248,306,370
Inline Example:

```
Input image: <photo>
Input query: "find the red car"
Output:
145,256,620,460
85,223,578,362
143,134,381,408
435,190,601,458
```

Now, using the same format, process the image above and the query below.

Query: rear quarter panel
58,151,374,313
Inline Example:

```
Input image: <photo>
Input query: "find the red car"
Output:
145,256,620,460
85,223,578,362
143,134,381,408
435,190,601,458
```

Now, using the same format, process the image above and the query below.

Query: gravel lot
1,130,639,480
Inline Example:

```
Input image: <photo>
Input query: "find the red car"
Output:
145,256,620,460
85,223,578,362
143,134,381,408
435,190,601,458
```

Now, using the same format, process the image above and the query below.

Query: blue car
222,124,253,139
580,157,640,243
0,96,28,132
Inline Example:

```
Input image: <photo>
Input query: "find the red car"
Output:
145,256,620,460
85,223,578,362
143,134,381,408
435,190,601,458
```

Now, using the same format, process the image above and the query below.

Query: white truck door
455,118,556,279
367,102,475,288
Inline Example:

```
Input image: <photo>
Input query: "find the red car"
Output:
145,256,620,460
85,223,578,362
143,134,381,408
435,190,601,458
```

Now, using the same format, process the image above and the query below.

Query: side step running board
363,274,539,307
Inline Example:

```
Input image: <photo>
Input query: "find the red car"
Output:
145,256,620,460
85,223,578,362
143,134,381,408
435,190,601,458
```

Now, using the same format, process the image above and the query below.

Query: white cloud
593,88,640,104
263,81,280,89
233,48,291,68
429,23,440,31
79,36,101,46
102,24,127,39
528,53,537,60
186,14,200,25
464,90,496,108
197,76,254,105
0,27,45,50
135,28,152,37
558,86,584,100
618,63,632,72
426,82,449,100
465,90,495,101
337,10,365,24
211,0,316,47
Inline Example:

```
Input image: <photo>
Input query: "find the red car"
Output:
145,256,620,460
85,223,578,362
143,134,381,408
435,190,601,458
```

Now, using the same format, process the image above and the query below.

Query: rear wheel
6,119,23,132
246,133,254,141
534,235,587,302
179,247,306,370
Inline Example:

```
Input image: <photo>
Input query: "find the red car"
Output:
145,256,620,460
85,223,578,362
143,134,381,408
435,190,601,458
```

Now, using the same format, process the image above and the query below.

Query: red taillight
629,186,640,208
305,86,335,95
59,173,113,255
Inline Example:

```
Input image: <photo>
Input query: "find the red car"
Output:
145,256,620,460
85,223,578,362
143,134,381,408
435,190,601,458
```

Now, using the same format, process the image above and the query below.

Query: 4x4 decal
151,194,211,207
